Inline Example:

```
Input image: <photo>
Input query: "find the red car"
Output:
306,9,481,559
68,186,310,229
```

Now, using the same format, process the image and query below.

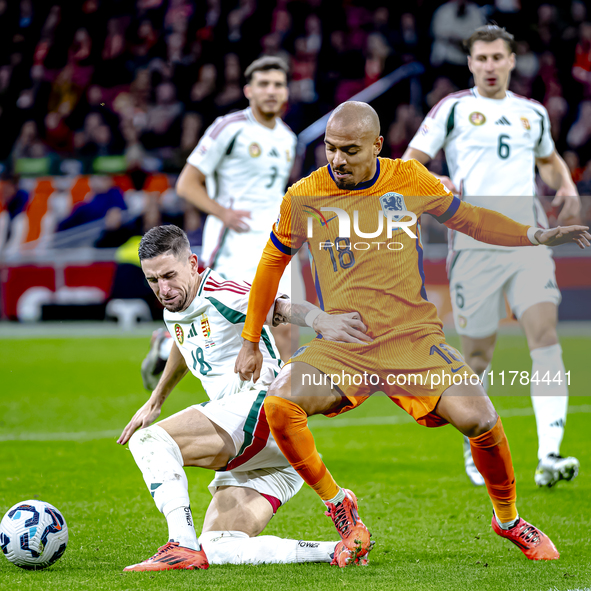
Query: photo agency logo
304,193,417,251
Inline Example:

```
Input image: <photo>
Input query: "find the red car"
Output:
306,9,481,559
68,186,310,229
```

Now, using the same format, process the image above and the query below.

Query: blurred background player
141,57,302,390
119,225,368,570
403,25,581,488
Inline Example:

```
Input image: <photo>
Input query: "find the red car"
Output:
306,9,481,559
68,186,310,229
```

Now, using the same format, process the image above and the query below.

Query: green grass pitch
1,333,590,590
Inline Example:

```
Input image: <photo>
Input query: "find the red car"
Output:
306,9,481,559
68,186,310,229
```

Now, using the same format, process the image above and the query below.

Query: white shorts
202,217,304,302
449,247,561,338
194,387,303,506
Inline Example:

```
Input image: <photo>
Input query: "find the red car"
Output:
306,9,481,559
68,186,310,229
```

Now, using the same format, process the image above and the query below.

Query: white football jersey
163,268,283,401
188,107,296,252
409,87,555,251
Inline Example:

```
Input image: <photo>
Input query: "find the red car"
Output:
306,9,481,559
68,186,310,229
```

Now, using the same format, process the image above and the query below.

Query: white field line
1,405,591,442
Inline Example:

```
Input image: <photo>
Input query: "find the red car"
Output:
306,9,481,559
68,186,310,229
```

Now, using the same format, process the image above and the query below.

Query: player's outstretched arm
533,225,591,249
442,200,591,249
117,343,189,445
272,298,372,344
444,198,591,248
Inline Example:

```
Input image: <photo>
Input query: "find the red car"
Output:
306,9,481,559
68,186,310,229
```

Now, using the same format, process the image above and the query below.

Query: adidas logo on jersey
495,116,511,126
269,147,280,158
544,279,558,290
188,323,198,338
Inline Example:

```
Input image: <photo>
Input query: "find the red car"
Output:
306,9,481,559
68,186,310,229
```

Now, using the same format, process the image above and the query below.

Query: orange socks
264,396,517,522
264,396,340,501
470,417,518,523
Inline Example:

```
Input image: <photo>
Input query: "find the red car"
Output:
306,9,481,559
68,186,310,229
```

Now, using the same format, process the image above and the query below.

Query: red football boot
331,540,375,567
324,489,372,560
124,541,209,571
491,516,560,560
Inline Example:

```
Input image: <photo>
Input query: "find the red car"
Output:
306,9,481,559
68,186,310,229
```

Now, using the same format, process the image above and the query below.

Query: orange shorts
287,328,476,427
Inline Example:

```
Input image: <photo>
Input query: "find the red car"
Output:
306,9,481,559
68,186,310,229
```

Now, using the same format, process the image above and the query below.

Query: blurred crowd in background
2,0,591,254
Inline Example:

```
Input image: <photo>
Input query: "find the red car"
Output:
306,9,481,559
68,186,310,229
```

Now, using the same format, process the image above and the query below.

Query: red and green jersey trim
223,389,269,471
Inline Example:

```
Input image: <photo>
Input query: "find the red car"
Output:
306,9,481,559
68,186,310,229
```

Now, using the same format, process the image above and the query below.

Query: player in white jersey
175,55,301,362
403,25,581,488
118,225,371,571
140,58,300,386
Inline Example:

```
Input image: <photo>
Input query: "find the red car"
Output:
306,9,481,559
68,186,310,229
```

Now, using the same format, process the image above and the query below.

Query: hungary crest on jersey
201,315,211,338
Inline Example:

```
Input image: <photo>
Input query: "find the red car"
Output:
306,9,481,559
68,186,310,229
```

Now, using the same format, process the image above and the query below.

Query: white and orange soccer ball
0,500,68,570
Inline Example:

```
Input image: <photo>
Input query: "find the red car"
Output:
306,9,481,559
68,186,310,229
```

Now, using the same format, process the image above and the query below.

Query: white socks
199,530,336,565
128,425,339,563
128,424,200,550
324,488,345,506
495,512,520,530
530,344,569,460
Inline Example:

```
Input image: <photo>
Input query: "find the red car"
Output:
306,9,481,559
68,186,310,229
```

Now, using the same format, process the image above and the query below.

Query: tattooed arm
271,297,372,344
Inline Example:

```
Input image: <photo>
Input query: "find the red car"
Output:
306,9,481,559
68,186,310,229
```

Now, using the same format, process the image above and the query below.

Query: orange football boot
491,516,560,560
123,541,209,571
331,540,375,567
324,489,372,560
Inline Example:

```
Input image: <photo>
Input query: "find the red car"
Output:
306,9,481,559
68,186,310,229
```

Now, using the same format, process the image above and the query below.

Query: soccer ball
0,500,68,570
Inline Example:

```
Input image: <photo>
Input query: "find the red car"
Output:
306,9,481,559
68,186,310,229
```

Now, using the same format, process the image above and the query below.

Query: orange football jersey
272,158,455,338
242,157,532,342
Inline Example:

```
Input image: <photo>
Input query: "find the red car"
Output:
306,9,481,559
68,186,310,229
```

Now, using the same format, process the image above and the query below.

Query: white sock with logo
530,344,568,460
128,424,200,550
199,530,336,564
163,505,198,550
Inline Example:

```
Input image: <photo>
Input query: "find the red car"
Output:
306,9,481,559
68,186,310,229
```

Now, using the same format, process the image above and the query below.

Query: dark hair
244,56,289,84
464,24,516,55
138,224,191,261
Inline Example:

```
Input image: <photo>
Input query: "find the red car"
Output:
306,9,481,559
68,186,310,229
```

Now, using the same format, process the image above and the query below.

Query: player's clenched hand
235,340,263,383
117,397,162,445
221,208,251,233
535,225,591,249
313,311,373,344
552,191,581,225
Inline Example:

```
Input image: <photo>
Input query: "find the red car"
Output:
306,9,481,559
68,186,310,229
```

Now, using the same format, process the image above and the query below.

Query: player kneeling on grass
117,225,372,571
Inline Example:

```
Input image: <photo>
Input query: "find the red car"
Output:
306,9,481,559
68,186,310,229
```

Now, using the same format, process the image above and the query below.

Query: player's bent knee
267,366,292,399
128,426,153,455
527,327,559,351
263,395,304,425
266,362,344,417
466,412,498,438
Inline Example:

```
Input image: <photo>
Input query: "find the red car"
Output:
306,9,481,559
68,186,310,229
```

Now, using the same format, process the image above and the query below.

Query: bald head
324,101,383,189
327,101,381,140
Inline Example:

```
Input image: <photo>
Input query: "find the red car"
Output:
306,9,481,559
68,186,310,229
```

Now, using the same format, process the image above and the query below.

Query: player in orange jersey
235,101,590,564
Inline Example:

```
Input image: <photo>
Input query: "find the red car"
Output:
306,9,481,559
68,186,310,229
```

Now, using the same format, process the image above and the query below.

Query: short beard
334,177,357,190
163,295,188,313
259,106,279,118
